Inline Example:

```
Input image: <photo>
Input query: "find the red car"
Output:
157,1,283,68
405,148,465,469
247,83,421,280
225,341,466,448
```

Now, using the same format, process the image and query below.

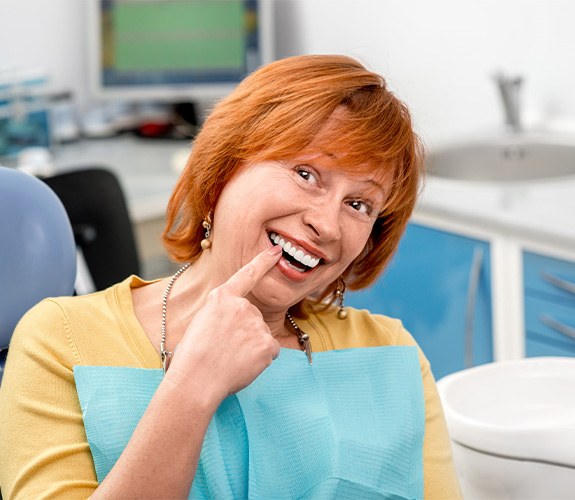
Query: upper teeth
269,232,320,268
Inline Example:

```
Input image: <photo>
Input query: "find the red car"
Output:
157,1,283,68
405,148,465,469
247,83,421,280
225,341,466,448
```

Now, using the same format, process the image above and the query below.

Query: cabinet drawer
526,337,575,357
524,295,575,353
523,251,575,304
347,222,492,379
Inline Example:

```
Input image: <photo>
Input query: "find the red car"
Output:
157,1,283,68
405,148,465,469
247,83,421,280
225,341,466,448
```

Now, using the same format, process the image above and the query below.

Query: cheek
329,236,370,281
342,224,372,259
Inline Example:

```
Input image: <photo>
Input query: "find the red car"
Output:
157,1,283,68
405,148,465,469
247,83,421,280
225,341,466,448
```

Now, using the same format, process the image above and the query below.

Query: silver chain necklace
285,312,313,364
160,263,190,372
160,264,312,373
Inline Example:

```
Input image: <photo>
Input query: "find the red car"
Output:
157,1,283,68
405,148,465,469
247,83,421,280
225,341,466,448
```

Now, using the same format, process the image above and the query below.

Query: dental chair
0,167,76,385
41,167,141,293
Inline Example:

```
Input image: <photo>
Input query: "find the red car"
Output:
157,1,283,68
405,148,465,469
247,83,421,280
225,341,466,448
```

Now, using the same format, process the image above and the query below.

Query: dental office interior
1,1,575,498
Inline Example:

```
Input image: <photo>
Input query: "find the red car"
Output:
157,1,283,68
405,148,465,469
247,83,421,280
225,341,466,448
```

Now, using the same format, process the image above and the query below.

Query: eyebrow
314,148,389,194
366,178,385,191
354,175,389,199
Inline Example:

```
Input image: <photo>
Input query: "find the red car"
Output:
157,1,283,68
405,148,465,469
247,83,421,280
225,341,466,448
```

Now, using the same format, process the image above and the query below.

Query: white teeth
268,232,320,269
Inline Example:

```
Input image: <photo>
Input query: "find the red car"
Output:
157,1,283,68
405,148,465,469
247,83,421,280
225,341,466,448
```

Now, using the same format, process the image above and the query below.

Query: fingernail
268,245,282,256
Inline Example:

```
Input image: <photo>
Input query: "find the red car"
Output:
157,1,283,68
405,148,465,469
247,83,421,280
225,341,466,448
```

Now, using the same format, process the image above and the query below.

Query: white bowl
437,357,575,467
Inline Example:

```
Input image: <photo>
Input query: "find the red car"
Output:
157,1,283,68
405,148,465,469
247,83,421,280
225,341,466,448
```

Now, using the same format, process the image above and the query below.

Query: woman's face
209,149,389,314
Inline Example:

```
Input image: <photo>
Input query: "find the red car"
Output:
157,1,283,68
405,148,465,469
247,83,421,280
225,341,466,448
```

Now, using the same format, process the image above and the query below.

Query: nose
302,196,341,242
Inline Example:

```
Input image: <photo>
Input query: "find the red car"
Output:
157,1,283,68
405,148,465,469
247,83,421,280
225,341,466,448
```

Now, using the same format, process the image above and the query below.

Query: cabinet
347,223,493,379
523,251,575,357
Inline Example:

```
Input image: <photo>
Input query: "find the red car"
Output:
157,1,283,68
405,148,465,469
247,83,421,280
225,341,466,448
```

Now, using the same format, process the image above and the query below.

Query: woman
0,55,461,499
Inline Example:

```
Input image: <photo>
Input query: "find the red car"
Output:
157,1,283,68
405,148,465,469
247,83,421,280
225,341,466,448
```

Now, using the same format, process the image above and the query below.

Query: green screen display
113,1,245,72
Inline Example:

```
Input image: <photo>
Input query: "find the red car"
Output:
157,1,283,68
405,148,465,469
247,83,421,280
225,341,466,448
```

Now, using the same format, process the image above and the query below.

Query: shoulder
9,276,144,364
16,282,119,331
9,286,112,361
301,305,420,351
18,274,151,327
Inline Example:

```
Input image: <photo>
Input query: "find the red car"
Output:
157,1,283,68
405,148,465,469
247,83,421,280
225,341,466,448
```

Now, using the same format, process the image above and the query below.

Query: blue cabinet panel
347,223,493,379
523,251,575,305
523,251,575,358
526,336,575,357
524,296,575,349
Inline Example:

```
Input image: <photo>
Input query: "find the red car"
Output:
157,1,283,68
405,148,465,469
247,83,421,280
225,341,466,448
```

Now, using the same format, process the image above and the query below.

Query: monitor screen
86,0,274,102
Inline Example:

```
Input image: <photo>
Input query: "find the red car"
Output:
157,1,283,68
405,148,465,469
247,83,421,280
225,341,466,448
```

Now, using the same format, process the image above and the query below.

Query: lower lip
273,251,318,282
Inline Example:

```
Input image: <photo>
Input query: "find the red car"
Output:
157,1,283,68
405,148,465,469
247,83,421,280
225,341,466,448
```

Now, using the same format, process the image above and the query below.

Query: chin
250,282,304,312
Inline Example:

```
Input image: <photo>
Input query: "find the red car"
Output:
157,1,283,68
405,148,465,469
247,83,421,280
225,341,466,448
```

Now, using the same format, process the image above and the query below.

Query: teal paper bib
74,346,425,499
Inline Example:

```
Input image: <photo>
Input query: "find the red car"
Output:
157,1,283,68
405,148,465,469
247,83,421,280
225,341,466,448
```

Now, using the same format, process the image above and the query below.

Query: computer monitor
86,0,275,103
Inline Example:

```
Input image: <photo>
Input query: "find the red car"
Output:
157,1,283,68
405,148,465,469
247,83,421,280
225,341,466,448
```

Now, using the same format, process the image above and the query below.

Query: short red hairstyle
163,54,424,302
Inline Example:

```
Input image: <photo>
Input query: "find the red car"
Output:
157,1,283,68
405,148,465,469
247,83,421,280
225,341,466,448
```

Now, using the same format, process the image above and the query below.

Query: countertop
417,175,575,249
51,135,190,222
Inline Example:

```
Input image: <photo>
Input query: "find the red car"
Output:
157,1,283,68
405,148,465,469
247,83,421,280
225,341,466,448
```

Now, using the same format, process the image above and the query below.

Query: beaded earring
200,212,212,250
336,277,348,320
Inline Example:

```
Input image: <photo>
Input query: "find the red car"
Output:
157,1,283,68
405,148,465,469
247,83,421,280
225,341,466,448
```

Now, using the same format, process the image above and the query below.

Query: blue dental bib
74,346,424,499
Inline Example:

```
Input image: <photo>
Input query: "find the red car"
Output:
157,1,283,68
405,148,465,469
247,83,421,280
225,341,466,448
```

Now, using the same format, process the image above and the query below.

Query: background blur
1,0,574,146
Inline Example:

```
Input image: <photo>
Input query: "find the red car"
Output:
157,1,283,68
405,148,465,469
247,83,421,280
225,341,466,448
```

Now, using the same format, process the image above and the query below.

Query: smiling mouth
268,232,322,272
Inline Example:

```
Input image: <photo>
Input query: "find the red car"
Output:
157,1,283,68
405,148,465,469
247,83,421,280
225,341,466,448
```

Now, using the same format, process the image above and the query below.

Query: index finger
220,245,282,297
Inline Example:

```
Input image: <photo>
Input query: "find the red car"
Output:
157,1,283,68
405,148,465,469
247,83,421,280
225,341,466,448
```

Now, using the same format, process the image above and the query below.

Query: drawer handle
541,272,575,296
539,313,575,341
465,247,484,368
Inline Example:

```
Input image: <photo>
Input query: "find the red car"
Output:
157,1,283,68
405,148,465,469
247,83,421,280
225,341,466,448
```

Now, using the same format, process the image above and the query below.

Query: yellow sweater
0,276,462,499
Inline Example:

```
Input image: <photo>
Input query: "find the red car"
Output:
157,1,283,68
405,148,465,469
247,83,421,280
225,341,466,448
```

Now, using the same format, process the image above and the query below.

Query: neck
161,254,312,365
263,309,293,338
168,251,293,338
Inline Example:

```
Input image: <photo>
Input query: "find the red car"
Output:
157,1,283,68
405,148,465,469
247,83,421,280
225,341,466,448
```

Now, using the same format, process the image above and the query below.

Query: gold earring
200,213,212,250
336,277,348,320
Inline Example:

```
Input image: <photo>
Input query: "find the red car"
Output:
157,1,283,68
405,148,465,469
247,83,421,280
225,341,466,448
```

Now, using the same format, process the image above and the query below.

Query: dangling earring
336,277,348,320
200,212,212,250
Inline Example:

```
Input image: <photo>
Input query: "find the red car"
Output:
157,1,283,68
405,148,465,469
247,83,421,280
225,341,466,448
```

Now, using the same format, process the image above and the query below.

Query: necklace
285,312,313,365
160,264,313,373
160,263,190,372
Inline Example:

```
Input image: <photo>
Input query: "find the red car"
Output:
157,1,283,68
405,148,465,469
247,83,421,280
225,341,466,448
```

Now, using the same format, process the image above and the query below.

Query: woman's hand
165,246,283,402
92,249,283,499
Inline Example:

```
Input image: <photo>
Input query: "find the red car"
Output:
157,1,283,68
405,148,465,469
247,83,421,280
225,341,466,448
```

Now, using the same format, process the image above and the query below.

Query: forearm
92,374,220,499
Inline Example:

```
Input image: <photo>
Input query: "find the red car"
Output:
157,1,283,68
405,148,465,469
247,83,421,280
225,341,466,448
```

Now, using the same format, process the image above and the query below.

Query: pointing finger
221,245,282,297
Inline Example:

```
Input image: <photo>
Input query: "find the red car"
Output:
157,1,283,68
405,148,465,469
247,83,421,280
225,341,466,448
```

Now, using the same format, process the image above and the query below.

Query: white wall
274,0,575,146
0,0,88,106
2,0,575,146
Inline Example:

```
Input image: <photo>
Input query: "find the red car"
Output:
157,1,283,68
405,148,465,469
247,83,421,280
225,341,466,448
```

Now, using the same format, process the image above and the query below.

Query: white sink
437,357,575,466
427,133,575,183
438,358,575,499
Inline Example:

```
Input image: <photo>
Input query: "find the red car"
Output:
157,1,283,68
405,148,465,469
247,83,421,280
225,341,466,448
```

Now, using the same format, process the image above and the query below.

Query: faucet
494,72,523,132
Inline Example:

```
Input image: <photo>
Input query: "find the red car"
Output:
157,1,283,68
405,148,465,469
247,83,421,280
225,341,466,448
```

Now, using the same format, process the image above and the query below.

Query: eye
347,199,373,215
295,165,319,185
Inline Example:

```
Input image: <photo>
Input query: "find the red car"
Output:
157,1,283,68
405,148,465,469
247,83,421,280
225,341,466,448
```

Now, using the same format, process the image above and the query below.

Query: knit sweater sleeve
387,318,463,500
0,299,99,499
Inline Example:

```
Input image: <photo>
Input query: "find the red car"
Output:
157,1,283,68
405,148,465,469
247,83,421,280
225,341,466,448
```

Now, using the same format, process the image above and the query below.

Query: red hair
163,54,424,303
